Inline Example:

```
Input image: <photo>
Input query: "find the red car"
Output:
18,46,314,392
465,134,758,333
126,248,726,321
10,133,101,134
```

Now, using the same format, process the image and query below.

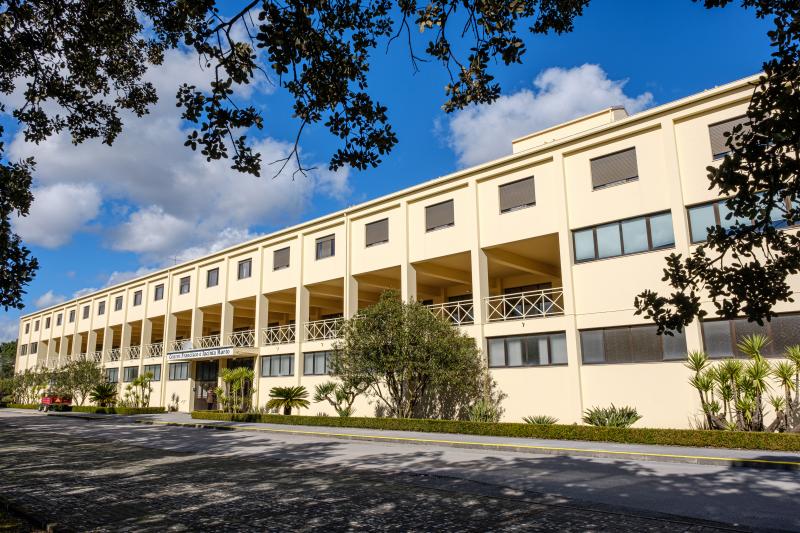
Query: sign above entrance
167,346,234,361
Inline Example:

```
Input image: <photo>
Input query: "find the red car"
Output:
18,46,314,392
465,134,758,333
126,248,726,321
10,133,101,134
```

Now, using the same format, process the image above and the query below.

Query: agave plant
582,404,641,428
522,415,558,425
89,382,117,407
267,386,310,415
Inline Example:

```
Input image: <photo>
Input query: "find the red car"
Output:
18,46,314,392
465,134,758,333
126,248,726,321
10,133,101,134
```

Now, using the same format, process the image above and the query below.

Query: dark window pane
663,329,688,360
596,223,621,258
649,212,675,248
732,318,768,357
702,321,733,358
771,315,800,356
525,336,549,365
688,204,717,243
580,330,605,363
574,229,595,261
506,338,524,366
488,338,505,367
621,217,648,254
550,334,568,365
604,327,632,363
629,325,661,362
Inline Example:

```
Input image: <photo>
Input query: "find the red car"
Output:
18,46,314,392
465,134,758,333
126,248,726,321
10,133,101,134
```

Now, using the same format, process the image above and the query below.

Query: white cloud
442,64,654,167
0,316,19,343
72,287,98,299
12,183,101,248
34,290,67,309
6,47,349,264
105,267,158,287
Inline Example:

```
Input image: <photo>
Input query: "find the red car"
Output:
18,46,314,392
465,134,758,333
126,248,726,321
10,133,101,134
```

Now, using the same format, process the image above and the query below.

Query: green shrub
522,415,558,425
583,405,642,428
71,406,165,415
6,403,37,409
190,410,800,452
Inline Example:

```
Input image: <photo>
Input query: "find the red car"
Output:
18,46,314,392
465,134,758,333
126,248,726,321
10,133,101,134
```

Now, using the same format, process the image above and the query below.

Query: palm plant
522,415,558,425
220,367,255,413
582,404,641,428
267,385,310,415
89,382,117,407
772,360,796,428
686,351,716,428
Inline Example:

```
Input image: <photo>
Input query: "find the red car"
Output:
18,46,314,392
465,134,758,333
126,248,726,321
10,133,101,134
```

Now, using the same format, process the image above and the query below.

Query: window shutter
708,116,749,158
590,148,638,189
499,177,535,212
425,200,454,231
365,218,389,246
273,247,290,269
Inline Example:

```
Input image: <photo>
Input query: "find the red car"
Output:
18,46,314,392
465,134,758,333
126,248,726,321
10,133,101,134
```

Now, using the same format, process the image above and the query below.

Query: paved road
0,410,797,532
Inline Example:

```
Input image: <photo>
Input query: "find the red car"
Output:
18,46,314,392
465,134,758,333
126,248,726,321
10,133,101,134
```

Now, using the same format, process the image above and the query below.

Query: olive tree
331,290,504,420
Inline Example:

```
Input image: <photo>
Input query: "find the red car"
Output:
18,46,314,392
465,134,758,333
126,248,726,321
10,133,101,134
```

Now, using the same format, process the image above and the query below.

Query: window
365,218,389,247
144,364,161,381
83,306,90,319
580,324,687,364
30,342,38,354
98,301,105,315
207,268,219,288
709,115,749,160
303,350,332,375
105,368,119,383
315,235,335,260
701,313,800,358
133,290,143,306
69,310,76,323
261,354,294,377
154,284,164,301
123,366,139,382
687,197,792,244
573,212,674,263
24,323,29,334
56,314,62,327
499,177,535,213
179,276,191,295
34,320,39,332
488,333,568,367
195,361,219,381
237,258,252,280
114,296,123,311
590,147,639,189
20,344,27,356
273,247,290,270
45,317,50,329
168,362,189,380
425,200,455,232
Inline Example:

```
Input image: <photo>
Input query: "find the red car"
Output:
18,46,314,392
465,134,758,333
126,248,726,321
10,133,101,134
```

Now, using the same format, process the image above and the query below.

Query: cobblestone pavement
0,412,786,532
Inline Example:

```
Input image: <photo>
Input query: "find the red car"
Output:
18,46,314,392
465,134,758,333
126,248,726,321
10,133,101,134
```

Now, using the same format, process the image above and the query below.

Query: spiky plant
267,386,310,415
773,360,796,428
582,404,641,428
522,415,558,425
89,382,117,407
745,357,772,431
686,351,715,428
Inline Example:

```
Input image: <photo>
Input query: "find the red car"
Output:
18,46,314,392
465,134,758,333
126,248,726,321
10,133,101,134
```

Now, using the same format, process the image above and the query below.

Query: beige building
15,73,796,428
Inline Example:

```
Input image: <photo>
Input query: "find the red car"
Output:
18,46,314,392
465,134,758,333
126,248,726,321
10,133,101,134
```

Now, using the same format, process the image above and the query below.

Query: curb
134,419,800,471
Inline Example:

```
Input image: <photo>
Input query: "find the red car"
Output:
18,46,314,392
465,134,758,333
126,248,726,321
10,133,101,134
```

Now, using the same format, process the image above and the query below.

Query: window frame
303,350,331,375
315,235,336,260
207,267,219,288
487,332,568,368
168,362,189,380
273,247,290,270
98,301,106,316
365,218,389,247
24,323,29,334
45,317,51,329
114,296,123,311
708,115,749,160
105,367,119,383
82,306,90,319
133,290,143,306
261,354,294,377
590,147,639,190
144,364,162,381
123,366,139,382
237,258,252,280
154,284,165,301
425,199,455,232
498,176,536,214
56,314,62,327
179,276,191,295
30,342,38,354
69,310,76,323
573,211,675,263
579,324,687,365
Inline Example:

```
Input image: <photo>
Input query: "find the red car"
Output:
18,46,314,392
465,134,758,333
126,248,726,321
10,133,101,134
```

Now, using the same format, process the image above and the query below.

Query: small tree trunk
284,406,291,416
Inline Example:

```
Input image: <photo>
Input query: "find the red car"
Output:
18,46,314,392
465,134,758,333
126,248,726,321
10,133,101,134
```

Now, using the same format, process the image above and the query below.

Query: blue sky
0,1,772,340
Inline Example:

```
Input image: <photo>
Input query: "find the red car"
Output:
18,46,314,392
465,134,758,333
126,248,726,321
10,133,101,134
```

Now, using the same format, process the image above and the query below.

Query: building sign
167,346,234,361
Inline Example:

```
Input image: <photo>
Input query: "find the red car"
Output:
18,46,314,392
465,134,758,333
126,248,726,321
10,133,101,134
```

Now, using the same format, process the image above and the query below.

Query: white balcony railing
194,334,221,349
228,329,256,348
108,348,121,362
262,324,296,345
143,342,163,358
169,339,193,352
90,350,102,363
304,318,342,341
484,288,564,322
426,301,475,326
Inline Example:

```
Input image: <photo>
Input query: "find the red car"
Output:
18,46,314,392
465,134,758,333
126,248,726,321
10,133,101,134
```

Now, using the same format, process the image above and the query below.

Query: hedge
191,411,800,452
71,406,165,415
5,404,37,410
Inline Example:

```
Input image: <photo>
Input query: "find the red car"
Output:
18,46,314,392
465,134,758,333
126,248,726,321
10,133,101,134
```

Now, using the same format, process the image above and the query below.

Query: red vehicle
38,394,72,412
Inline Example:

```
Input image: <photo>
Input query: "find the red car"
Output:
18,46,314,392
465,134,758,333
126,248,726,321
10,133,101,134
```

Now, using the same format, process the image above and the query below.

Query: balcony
169,339,193,352
194,334,222,349
426,300,475,326
484,288,564,322
262,324,296,346
90,351,102,363
304,317,342,341
108,348,121,362
228,329,256,348
142,342,163,358
125,346,141,360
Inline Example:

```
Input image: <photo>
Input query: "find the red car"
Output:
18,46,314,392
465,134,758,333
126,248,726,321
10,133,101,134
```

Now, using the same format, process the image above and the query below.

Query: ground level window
169,362,189,380
701,312,800,358
105,368,119,383
488,332,567,367
303,351,331,375
261,354,294,377
144,364,161,381
123,366,139,382
580,324,686,364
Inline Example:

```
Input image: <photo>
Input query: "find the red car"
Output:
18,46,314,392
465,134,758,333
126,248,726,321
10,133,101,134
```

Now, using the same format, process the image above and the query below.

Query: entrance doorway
226,357,255,410
193,360,220,411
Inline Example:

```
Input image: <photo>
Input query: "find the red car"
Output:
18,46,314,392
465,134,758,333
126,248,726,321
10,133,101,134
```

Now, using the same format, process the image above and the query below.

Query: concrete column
121,322,132,349
165,314,177,348
141,318,152,346
344,276,358,318
469,249,489,326
87,330,98,356
220,302,234,342
101,326,112,361
190,307,204,341
254,294,269,347
401,263,417,302
295,285,309,386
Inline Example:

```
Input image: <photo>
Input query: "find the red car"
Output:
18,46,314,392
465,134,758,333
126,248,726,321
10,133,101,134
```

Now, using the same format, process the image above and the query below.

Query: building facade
15,74,798,428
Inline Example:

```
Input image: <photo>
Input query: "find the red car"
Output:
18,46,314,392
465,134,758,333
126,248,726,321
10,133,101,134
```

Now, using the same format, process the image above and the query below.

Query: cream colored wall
350,206,404,275
226,248,260,301
408,185,474,262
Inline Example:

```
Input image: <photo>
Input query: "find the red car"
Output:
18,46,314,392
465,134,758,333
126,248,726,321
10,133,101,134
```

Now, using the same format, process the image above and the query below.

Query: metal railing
90,350,102,363
426,300,475,326
193,334,221,349
304,318,342,341
143,342,163,358
125,346,141,360
262,324,296,345
228,329,256,348
169,339,193,352
484,288,564,322
108,348,121,362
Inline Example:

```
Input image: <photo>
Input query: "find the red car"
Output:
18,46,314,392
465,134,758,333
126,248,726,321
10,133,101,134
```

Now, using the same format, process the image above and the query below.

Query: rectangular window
488,332,568,367
34,320,39,331
315,235,335,260
168,362,189,380
701,313,800,358
365,218,389,247
686,198,786,244
261,354,294,377
154,284,164,301
709,115,749,160
573,212,674,263
20,344,27,356
98,301,105,315
133,290,143,306
45,317,51,329
69,310,75,323
83,306,90,319
123,366,139,382
237,258,252,280
303,350,332,375
580,324,687,364
273,247,290,270
499,177,535,213
207,268,219,288
590,147,639,189
56,314,62,327
179,276,191,295
144,364,161,381
425,199,455,232
30,342,38,354
114,296,123,311
24,323,29,334
105,368,118,383
195,361,219,381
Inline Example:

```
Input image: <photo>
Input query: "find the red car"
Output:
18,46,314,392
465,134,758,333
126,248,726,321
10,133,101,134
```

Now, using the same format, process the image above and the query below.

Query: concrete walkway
71,410,800,470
